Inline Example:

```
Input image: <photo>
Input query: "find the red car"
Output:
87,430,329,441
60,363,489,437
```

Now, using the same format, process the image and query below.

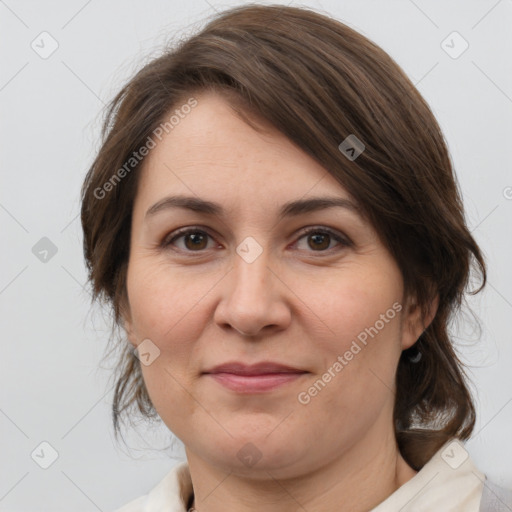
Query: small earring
408,350,422,363
407,348,422,364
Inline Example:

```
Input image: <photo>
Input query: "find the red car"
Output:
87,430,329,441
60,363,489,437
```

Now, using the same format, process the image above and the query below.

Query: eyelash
161,226,351,256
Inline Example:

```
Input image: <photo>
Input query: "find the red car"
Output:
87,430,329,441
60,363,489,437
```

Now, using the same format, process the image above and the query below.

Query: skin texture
123,91,437,511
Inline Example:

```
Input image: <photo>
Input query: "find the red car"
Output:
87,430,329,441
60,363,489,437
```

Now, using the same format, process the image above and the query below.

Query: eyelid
293,226,352,250
162,225,352,254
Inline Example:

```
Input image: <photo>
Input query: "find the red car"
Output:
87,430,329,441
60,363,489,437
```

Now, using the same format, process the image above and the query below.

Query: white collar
370,439,484,511
134,439,485,512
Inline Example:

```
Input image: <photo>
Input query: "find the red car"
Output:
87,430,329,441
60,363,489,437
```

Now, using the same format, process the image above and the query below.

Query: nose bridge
215,235,290,336
231,237,273,305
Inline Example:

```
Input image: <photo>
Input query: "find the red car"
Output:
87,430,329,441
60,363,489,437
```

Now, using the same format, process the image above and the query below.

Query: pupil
310,233,329,250
187,233,206,249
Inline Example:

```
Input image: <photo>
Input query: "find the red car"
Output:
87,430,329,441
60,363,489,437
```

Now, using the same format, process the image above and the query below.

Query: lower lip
206,372,307,393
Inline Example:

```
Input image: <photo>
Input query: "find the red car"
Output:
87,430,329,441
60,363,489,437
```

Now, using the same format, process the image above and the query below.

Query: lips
203,361,308,393
203,361,307,376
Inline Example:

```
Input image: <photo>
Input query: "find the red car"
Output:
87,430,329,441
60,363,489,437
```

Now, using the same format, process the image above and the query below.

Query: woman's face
123,91,425,478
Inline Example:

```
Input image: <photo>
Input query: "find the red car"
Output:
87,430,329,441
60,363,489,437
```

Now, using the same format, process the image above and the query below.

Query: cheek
294,267,403,405
296,298,402,443
128,265,202,429
294,265,403,351
126,259,218,415
126,257,214,344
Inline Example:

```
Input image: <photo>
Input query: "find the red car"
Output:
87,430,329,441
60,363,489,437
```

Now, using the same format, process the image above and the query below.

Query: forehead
134,91,354,214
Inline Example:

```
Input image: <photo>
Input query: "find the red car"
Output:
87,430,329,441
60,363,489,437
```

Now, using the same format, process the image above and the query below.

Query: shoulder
112,461,192,512
479,478,512,512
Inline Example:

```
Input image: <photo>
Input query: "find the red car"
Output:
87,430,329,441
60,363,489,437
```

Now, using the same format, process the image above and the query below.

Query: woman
80,4,511,511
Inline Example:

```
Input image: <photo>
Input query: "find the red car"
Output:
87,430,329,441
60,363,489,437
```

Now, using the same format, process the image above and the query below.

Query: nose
213,245,292,338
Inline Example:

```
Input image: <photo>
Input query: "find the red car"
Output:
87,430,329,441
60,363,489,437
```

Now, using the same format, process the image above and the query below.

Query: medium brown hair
80,3,486,470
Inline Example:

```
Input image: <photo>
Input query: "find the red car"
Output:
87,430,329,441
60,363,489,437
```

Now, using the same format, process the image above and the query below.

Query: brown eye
295,227,350,253
307,232,331,250
164,229,214,252
183,232,209,250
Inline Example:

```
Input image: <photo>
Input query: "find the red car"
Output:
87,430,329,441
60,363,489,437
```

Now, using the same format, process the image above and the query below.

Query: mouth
202,361,309,393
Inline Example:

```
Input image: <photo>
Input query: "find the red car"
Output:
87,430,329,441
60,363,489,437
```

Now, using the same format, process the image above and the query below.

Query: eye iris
308,233,330,250
185,232,207,250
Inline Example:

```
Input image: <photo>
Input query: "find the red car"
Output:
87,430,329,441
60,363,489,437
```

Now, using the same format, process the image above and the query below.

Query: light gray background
1,0,511,510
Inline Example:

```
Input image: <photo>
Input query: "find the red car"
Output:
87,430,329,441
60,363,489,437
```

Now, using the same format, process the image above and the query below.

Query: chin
203,434,312,477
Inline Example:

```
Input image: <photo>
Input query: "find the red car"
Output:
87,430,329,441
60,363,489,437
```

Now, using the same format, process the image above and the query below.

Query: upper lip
203,361,307,375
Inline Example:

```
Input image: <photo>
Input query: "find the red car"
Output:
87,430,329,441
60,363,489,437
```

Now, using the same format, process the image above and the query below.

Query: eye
162,227,216,252
294,226,351,253
161,226,351,254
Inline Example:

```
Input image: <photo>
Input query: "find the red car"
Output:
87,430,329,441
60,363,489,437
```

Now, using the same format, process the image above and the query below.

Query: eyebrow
145,194,362,222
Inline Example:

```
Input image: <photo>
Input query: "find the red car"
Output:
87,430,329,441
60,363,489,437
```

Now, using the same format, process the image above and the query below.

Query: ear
123,318,138,349
120,301,138,349
400,293,439,350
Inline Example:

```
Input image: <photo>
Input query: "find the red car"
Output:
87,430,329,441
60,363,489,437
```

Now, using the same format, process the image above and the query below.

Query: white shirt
113,440,493,512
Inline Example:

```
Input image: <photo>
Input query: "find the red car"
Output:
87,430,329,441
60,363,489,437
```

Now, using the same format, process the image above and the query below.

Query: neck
186,427,417,512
